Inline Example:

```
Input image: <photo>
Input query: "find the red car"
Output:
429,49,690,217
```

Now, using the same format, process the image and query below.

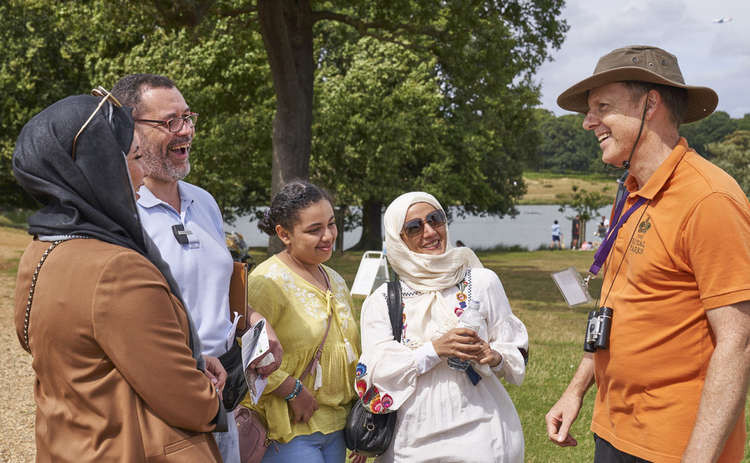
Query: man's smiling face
134,86,193,182
583,82,647,167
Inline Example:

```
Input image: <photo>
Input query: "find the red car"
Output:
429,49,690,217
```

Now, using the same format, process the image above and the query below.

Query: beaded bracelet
284,378,302,401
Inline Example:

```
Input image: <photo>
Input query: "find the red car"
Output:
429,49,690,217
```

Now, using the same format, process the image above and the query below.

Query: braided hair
258,181,334,235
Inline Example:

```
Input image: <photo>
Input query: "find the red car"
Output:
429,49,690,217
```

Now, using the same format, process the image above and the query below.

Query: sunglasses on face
402,209,447,238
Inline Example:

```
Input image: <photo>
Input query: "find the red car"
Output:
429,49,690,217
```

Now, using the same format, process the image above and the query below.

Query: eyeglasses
402,209,447,238
134,112,198,133
72,86,123,160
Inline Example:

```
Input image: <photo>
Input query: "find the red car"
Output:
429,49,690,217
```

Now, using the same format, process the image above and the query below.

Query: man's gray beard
163,159,190,181
146,155,190,182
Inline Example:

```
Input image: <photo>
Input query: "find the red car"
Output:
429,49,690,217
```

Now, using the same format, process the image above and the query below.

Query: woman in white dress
356,192,528,463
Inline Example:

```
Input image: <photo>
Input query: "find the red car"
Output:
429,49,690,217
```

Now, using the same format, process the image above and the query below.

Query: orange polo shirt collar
624,138,689,199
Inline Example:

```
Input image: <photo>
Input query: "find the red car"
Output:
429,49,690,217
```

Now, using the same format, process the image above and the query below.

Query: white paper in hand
241,319,271,404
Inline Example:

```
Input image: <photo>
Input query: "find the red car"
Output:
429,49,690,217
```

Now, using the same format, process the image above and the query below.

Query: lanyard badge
551,267,593,307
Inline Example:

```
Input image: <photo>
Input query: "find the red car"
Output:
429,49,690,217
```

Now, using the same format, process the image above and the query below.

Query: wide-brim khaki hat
557,45,718,123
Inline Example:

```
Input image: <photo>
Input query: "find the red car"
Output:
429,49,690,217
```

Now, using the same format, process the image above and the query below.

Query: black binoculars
583,307,613,352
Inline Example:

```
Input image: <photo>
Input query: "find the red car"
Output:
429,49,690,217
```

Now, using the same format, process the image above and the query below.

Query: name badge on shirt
172,223,200,249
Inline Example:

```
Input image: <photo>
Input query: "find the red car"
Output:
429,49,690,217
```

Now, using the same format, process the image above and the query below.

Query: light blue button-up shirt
137,182,234,357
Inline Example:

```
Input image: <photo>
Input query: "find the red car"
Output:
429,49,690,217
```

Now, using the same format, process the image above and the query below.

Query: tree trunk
334,205,347,255
578,219,586,247
258,0,314,253
581,221,587,245
352,200,384,251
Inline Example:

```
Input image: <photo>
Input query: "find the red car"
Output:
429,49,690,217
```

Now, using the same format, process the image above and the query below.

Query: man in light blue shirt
112,74,280,463
137,181,235,357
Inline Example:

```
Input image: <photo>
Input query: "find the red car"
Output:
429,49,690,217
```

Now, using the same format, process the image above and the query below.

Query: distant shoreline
520,173,617,205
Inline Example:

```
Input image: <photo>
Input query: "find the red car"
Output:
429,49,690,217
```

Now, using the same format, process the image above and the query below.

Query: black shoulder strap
386,276,404,342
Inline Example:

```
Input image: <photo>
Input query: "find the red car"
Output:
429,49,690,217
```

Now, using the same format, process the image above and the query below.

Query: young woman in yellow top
244,181,362,462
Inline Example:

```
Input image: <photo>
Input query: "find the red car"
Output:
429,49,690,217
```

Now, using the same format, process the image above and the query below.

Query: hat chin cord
622,99,649,169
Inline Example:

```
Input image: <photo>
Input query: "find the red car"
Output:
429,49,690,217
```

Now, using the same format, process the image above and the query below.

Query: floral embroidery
266,262,328,320
454,270,472,318
329,269,356,329
362,386,377,404
360,386,392,413
355,363,367,378
356,380,367,397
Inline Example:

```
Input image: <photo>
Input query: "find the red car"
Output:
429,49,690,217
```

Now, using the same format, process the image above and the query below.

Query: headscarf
12,94,204,369
384,192,484,347
384,192,483,291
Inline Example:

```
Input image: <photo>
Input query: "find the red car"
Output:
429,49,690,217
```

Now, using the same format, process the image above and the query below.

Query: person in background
570,215,581,249
551,219,562,249
357,191,528,462
112,74,282,463
596,219,607,241
455,239,465,247
545,45,750,462
245,181,363,463
12,91,226,461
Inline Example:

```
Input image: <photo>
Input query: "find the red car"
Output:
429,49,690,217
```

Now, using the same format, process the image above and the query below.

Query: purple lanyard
589,196,647,275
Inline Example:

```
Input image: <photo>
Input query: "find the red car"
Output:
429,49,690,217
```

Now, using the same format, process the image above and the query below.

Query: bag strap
300,314,332,382
299,266,333,382
22,240,63,354
387,276,404,342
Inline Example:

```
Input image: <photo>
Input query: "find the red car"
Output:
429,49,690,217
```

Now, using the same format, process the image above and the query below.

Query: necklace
281,251,329,291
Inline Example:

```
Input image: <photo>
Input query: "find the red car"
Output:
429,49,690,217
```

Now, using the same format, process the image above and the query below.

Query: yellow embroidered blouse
241,255,360,443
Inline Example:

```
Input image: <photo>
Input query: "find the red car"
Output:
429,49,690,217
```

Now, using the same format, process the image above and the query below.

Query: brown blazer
14,239,223,462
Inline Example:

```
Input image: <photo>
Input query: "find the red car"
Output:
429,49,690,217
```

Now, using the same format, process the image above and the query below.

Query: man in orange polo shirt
544,45,750,462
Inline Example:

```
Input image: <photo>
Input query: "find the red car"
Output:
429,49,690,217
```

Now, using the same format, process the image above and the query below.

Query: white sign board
351,251,389,296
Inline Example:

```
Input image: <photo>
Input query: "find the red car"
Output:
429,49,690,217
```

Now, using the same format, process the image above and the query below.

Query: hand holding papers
241,319,273,404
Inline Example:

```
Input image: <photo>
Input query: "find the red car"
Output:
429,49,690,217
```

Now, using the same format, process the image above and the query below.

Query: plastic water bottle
447,299,483,370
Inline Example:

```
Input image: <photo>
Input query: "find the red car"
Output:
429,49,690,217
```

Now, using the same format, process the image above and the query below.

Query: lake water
226,204,613,251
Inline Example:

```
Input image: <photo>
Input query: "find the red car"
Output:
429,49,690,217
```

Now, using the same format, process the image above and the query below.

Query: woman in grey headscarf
355,192,528,462
12,91,226,462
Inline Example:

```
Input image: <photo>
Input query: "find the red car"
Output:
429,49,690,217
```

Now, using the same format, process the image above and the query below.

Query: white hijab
384,191,483,291
384,192,485,348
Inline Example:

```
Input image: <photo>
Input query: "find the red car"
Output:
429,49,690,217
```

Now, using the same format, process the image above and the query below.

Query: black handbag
344,277,403,457
218,338,249,411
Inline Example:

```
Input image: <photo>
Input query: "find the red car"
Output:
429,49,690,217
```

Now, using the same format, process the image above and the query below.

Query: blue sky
536,0,750,118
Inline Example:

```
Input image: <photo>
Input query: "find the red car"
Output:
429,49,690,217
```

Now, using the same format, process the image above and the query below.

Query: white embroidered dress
356,267,528,463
